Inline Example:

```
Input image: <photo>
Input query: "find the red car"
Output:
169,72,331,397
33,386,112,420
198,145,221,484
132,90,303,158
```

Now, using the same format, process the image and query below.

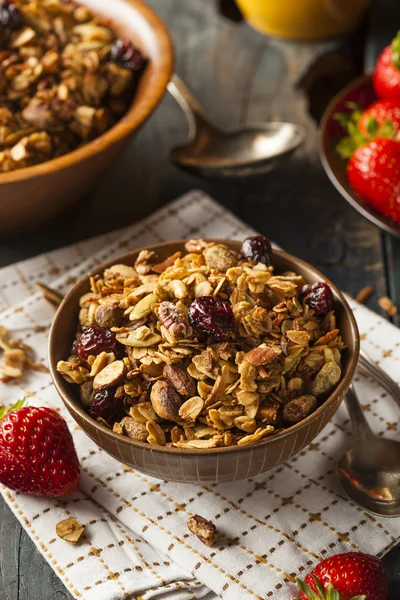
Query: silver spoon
167,74,305,178
337,383,400,517
358,349,400,409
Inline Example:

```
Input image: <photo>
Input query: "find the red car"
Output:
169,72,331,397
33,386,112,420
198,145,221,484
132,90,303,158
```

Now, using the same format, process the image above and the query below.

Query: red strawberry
296,552,388,600
357,99,400,136
0,400,80,497
374,31,400,101
347,137,400,224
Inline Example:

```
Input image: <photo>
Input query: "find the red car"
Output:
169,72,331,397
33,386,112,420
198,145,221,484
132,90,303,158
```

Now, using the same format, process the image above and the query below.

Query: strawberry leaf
296,579,322,600
349,597,366,600
365,117,378,137
326,583,340,600
0,398,26,420
311,575,326,598
392,30,400,70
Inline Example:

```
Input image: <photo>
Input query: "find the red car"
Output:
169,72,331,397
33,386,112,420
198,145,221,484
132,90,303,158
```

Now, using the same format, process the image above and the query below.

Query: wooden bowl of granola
0,0,173,235
49,239,360,484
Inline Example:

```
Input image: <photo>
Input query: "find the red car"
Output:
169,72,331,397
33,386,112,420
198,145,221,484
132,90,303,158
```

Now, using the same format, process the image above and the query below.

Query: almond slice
93,360,126,390
56,517,84,544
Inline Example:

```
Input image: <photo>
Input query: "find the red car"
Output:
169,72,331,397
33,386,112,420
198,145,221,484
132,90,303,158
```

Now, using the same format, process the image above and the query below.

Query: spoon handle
345,383,375,443
167,74,215,137
359,349,400,409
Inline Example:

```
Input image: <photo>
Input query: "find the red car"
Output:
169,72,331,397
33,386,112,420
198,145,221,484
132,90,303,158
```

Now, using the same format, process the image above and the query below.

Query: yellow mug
235,0,370,40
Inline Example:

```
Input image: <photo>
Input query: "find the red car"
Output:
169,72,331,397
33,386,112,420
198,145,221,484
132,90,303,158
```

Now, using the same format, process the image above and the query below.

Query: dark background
0,0,399,597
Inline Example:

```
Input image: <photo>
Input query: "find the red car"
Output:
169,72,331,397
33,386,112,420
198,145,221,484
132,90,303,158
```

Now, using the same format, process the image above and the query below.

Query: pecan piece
158,301,191,340
150,380,182,422
283,395,317,424
187,515,216,546
163,363,196,396
56,518,84,545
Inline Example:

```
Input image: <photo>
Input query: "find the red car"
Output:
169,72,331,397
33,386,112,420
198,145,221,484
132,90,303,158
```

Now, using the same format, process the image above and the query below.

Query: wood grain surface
0,0,399,597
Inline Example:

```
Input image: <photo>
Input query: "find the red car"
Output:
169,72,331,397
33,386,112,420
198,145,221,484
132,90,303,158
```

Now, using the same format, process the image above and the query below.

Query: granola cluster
0,0,146,172
57,237,345,449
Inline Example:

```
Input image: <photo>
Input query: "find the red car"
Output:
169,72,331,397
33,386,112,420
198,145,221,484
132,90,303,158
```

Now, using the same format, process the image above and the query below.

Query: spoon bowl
168,75,305,178
337,384,400,517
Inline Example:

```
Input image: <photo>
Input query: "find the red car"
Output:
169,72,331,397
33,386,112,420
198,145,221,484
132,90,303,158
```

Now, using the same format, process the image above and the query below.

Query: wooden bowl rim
319,73,400,238
48,238,360,455
0,0,173,185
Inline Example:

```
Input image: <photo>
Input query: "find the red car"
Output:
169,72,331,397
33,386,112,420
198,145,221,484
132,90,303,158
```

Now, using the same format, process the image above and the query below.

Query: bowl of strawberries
320,31,400,238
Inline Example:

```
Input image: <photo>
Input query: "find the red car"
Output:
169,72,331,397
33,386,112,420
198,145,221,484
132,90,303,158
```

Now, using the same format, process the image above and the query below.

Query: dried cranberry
110,39,146,72
0,0,23,29
300,282,334,316
89,389,122,421
241,235,272,266
76,326,117,362
189,296,235,340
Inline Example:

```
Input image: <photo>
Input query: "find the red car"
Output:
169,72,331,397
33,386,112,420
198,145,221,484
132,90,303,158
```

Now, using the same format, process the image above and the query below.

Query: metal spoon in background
337,384,400,517
167,74,306,178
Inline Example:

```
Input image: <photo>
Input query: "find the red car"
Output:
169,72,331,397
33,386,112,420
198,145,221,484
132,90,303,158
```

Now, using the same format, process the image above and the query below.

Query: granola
57,236,345,449
0,0,146,172
0,325,47,382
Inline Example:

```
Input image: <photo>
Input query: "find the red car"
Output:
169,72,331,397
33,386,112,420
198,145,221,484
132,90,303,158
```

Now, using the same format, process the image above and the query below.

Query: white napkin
1,190,399,600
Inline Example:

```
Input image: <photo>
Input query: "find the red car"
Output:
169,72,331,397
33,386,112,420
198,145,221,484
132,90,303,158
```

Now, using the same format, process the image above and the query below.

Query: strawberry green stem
0,398,26,420
294,576,367,600
392,30,400,70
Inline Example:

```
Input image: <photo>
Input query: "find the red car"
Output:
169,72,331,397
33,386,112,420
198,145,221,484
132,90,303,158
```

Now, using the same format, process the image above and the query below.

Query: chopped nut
118,416,148,442
150,380,182,422
204,244,237,271
378,296,398,317
311,362,341,396
187,515,216,546
283,395,317,424
163,363,196,396
56,518,84,545
355,285,374,304
158,301,191,341
93,360,126,390
95,303,123,328
244,344,281,366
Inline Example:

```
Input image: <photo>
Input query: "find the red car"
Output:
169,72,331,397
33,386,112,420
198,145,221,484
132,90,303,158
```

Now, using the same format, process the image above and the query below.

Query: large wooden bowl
0,0,173,235
49,239,360,484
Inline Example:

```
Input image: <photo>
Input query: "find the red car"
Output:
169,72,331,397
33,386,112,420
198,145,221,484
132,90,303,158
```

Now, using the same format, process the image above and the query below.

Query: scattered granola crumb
355,285,374,304
0,326,47,382
187,515,216,546
56,517,85,544
378,296,398,317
